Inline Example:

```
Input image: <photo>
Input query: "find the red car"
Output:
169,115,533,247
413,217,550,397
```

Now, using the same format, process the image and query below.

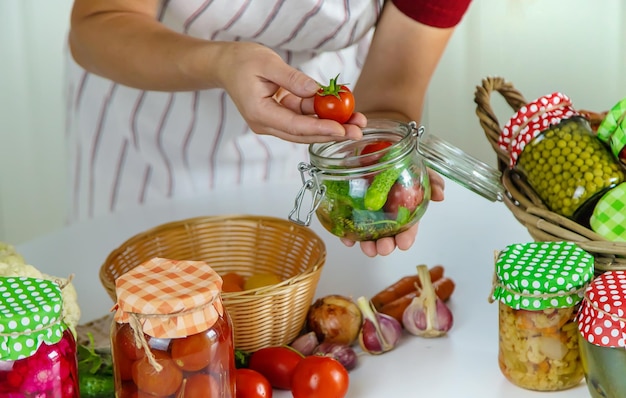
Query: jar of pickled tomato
498,93,625,225
0,276,79,397
289,119,504,240
111,257,236,397
578,270,626,398
491,242,594,391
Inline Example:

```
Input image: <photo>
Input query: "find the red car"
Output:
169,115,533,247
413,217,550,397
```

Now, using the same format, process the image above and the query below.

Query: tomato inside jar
111,258,236,397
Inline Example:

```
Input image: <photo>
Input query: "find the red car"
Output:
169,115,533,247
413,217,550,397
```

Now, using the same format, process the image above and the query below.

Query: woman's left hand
340,169,445,257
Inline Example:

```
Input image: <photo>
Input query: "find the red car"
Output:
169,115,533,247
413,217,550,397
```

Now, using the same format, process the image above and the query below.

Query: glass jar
0,277,79,397
498,93,625,224
289,119,504,240
111,258,236,397
578,270,626,398
491,242,594,391
597,96,626,166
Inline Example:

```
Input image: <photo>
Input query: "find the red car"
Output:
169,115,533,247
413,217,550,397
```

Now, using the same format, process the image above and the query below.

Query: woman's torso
65,0,383,223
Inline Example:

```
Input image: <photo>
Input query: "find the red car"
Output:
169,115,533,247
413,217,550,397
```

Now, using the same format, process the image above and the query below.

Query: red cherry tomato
116,323,146,361
248,346,303,390
171,331,214,371
291,356,349,398
131,350,183,396
314,75,355,124
361,140,393,156
177,373,220,398
235,368,273,398
383,182,424,218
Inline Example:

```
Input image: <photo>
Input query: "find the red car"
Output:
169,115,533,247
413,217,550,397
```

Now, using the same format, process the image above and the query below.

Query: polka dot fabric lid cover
578,270,626,348
497,92,580,168
492,242,594,310
113,257,224,339
0,277,66,361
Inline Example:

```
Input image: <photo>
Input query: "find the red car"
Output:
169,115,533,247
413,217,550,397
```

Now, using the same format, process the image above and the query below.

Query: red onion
356,296,402,355
402,265,453,337
313,342,358,371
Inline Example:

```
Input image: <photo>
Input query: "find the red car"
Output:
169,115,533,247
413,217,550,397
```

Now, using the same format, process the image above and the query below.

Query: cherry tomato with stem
248,346,303,390
291,356,349,398
236,368,273,398
314,74,355,124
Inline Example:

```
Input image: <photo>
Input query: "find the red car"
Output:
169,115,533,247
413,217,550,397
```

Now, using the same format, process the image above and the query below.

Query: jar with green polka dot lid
490,241,594,391
498,93,625,226
0,276,79,397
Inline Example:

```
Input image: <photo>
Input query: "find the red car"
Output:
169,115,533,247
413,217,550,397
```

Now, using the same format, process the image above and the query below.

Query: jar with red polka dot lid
0,276,79,397
110,257,236,398
490,242,594,391
578,270,626,397
498,92,625,225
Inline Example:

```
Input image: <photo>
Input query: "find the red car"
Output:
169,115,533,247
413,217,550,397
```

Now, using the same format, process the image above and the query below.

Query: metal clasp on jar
288,162,326,226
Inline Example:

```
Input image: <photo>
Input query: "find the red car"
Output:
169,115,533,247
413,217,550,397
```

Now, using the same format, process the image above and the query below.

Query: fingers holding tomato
314,75,355,124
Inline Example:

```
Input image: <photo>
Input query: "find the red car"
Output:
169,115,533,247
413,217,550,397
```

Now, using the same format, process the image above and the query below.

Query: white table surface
16,177,592,397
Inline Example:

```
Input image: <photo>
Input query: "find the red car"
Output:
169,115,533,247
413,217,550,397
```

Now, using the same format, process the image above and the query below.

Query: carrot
371,265,445,310
378,277,456,324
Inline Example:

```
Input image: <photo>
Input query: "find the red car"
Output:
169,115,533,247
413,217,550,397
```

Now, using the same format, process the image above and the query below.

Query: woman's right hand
215,42,366,144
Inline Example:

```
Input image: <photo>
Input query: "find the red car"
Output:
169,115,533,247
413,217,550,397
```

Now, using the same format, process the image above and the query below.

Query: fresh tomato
235,368,273,398
383,182,424,218
177,373,220,398
291,356,349,398
314,74,355,124
361,140,393,156
248,346,303,390
131,350,183,396
171,331,214,372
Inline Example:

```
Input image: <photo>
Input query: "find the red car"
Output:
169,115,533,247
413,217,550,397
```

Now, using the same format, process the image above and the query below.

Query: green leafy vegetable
77,333,115,398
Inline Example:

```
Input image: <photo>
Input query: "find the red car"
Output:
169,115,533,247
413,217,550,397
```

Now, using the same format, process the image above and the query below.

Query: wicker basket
100,214,326,352
474,76,626,272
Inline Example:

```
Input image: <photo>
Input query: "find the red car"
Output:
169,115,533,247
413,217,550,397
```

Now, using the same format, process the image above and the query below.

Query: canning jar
111,257,235,398
597,96,626,165
0,276,79,397
498,93,625,224
490,242,594,391
289,119,504,240
578,270,626,398
589,182,626,241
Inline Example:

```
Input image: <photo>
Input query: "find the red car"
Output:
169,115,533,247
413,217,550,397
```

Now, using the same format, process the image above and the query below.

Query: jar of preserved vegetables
597,96,626,165
0,276,79,397
498,93,625,224
111,257,235,398
289,119,504,241
490,242,594,391
578,270,626,398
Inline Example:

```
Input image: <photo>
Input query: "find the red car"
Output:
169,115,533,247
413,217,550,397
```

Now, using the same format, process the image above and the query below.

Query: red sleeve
391,0,472,28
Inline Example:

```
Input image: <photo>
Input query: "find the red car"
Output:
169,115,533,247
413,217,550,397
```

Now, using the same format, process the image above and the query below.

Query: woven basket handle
474,77,528,170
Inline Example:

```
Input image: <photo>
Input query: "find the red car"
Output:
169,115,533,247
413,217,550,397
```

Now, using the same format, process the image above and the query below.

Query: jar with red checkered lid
577,270,626,397
110,257,235,397
498,93,625,225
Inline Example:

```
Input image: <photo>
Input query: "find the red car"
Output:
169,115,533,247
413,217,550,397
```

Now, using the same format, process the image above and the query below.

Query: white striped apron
64,0,383,223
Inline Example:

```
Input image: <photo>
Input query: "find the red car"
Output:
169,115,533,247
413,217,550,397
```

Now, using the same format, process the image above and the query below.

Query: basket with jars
475,76,626,272
99,214,326,352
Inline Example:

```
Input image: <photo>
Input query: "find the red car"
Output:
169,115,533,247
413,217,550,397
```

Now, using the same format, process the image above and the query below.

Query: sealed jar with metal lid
289,119,504,241
490,242,594,391
111,257,235,397
498,93,625,223
578,270,626,398
0,276,79,397
597,96,626,165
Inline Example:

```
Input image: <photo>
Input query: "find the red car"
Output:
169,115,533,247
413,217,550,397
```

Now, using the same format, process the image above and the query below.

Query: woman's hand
341,169,445,257
217,42,366,144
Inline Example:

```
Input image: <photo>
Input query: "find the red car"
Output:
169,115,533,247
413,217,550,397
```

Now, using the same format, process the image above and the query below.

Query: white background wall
1,0,624,245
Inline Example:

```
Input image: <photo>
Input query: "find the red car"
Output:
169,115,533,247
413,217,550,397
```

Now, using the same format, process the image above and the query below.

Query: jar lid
497,92,580,168
492,242,594,310
419,133,503,202
590,182,626,241
0,277,66,361
578,270,626,348
596,96,626,158
114,257,224,338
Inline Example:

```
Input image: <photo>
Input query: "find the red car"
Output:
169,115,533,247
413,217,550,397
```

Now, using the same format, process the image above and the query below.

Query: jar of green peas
498,92,625,225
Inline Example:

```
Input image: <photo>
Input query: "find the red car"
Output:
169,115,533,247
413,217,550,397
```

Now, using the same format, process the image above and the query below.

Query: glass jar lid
0,277,66,360
491,242,594,310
